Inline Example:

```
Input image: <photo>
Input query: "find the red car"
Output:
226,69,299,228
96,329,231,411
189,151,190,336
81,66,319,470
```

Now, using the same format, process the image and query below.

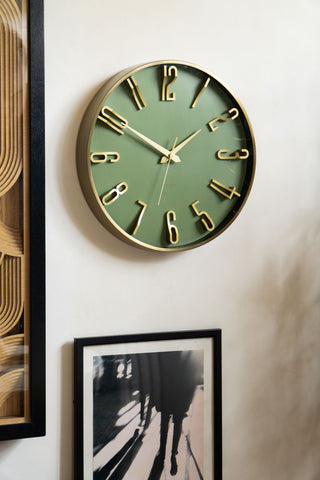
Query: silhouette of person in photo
148,350,202,478
129,353,153,431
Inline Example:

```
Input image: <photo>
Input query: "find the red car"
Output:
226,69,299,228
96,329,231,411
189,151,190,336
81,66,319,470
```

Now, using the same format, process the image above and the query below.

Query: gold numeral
208,108,239,132
216,149,249,160
132,200,147,236
90,152,120,163
209,179,241,200
102,182,128,206
166,210,179,244
191,77,210,108
127,76,147,110
161,66,177,101
191,201,215,231
98,107,128,135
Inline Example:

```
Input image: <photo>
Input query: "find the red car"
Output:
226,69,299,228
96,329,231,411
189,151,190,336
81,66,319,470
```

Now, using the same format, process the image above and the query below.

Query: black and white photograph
74,331,222,480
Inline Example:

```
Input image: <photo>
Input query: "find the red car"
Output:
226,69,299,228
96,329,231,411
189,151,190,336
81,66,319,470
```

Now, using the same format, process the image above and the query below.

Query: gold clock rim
76,59,256,252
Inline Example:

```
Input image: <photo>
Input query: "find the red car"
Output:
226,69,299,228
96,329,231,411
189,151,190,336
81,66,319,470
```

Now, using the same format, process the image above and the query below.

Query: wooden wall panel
0,0,28,423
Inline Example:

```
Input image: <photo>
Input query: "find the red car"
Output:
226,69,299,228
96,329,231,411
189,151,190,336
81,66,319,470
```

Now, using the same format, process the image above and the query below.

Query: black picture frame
74,330,222,480
0,0,45,440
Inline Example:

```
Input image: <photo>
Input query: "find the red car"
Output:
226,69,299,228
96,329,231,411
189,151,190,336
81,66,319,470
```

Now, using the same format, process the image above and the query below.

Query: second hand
157,137,178,206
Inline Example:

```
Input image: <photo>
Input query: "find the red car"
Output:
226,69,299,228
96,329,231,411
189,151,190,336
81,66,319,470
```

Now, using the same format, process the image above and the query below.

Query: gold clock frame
77,60,256,252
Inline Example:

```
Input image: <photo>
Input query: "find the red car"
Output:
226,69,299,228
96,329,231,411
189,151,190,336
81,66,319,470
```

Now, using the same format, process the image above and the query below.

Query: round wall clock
77,60,255,252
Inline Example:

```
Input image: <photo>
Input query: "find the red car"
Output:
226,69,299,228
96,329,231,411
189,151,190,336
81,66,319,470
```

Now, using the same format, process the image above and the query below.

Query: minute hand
124,124,181,163
172,129,201,154
160,129,201,163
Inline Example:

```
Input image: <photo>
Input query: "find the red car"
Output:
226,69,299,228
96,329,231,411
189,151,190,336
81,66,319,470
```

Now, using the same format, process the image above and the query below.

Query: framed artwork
0,0,45,439
74,330,222,480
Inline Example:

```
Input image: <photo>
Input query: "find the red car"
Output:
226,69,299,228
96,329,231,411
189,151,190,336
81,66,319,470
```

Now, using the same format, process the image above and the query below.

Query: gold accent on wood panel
0,255,23,336
0,368,24,411
0,178,23,256
0,220,22,256
0,334,24,372
0,0,23,197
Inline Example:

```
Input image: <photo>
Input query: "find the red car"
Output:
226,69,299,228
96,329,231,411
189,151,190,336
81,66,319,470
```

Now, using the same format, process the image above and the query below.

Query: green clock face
77,60,255,252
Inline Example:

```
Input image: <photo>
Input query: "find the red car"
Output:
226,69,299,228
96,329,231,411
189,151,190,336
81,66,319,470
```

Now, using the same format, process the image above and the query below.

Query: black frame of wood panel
0,0,45,440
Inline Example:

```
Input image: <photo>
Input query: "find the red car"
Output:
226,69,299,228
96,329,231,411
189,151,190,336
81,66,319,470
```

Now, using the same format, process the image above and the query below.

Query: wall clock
77,60,255,252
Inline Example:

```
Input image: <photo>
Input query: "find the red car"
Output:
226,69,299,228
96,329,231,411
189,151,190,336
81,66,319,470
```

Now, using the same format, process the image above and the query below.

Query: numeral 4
209,179,240,200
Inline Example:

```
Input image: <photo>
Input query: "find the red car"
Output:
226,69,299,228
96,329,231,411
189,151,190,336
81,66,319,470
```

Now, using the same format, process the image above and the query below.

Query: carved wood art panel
0,0,30,425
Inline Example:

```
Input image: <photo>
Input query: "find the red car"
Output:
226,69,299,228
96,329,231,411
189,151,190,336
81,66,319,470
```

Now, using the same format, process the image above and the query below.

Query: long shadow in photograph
94,429,145,480
147,451,165,480
94,429,140,480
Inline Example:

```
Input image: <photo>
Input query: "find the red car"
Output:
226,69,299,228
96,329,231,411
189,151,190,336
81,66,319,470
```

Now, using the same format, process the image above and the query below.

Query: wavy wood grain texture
0,0,22,196
0,0,28,421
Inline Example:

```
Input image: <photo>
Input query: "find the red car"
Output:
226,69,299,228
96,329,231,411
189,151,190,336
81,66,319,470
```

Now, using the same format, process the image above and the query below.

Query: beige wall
0,0,319,478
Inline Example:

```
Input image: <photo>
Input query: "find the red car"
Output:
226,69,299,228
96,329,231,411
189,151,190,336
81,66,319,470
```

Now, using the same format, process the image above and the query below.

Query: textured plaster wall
0,0,319,478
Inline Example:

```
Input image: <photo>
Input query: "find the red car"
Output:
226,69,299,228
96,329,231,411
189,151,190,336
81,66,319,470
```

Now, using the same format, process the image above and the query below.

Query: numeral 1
191,77,210,108
90,152,120,163
102,182,128,206
132,201,147,236
127,76,147,110
209,179,240,200
161,66,177,101
191,201,215,231
166,210,179,244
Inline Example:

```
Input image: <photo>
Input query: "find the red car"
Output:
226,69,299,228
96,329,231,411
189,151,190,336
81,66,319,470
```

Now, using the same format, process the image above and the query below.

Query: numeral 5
191,201,215,231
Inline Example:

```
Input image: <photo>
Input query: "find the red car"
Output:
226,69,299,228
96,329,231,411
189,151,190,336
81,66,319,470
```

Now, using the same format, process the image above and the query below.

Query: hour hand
125,124,181,163
98,107,180,163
